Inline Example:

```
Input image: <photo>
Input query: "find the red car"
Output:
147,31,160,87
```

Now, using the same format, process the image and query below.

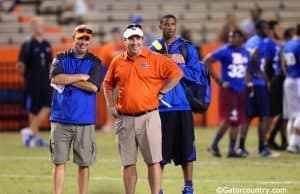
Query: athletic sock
239,137,245,150
212,133,223,148
184,180,193,187
290,134,300,146
229,139,236,152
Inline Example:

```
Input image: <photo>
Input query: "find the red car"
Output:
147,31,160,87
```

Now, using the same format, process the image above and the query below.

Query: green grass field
0,127,299,194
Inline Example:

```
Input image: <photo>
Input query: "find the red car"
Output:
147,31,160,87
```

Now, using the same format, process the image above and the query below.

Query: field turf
0,127,299,194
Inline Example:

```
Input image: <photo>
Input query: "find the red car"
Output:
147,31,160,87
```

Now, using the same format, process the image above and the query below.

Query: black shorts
159,111,196,165
270,73,285,116
24,90,52,114
246,85,270,118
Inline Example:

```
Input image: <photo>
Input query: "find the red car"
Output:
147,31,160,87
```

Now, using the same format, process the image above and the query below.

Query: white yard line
0,173,299,185
0,156,299,168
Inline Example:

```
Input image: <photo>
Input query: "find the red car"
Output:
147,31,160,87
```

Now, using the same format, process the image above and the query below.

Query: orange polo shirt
104,47,183,114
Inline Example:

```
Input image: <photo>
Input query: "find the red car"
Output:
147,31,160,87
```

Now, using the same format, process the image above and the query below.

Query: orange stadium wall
0,44,256,130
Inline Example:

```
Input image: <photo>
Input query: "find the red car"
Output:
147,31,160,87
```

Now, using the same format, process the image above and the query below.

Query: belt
118,108,157,117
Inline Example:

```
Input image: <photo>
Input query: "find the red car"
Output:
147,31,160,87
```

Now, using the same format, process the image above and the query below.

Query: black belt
118,108,157,117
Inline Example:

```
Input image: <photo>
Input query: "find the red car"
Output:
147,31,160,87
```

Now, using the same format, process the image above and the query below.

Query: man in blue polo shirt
49,24,102,194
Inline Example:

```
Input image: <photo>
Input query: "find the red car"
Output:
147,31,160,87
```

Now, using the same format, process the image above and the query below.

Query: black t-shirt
18,37,52,91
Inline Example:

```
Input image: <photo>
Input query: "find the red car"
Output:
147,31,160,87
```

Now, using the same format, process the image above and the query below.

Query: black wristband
159,90,166,95
216,78,223,85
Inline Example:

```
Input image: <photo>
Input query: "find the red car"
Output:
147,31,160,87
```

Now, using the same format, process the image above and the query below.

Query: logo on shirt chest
141,63,149,68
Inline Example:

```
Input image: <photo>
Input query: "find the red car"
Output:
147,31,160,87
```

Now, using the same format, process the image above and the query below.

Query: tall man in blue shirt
204,29,250,158
49,24,102,194
150,14,201,194
239,20,279,157
263,20,287,150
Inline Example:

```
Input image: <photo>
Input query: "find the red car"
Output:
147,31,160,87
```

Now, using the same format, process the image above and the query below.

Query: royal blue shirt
264,38,278,77
49,49,102,124
283,38,300,78
244,35,267,86
211,44,250,92
150,36,201,112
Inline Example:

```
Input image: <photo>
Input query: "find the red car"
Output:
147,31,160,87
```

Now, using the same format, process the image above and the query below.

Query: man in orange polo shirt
97,26,126,132
103,24,183,194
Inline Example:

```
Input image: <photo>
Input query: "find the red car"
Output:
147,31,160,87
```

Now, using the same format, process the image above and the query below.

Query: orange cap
73,24,93,39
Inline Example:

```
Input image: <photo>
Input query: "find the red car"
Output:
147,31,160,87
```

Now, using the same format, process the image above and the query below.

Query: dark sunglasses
126,24,142,30
76,28,93,34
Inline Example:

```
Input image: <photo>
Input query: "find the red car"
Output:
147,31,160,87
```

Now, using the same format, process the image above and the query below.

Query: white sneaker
287,145,300,153
20,128,34,147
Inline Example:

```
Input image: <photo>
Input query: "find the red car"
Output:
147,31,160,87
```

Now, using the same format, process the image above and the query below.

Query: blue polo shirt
49,49,102,124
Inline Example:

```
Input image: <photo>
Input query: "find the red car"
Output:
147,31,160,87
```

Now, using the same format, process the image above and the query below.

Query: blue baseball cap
131,15,144,24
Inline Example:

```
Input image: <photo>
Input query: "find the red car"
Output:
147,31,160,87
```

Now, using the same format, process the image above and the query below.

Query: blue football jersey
263,38,277,77
283,38,300,78
244,35,266,86
212,44,251,92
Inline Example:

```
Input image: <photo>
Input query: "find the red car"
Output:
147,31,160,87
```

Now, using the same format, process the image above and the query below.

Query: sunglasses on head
76,28,93,34
126,24,142,30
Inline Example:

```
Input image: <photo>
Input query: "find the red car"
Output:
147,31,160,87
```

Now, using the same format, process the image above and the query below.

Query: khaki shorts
50,122,97,166
114,110,162,166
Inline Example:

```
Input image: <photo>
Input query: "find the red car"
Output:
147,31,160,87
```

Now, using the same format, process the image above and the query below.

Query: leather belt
118,108,157,117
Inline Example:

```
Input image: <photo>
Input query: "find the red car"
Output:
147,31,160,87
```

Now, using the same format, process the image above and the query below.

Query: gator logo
171,54,185,64
141,63,149,68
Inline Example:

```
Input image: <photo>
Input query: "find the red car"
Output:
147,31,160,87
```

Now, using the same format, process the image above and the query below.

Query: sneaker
227,150,246,158
24,134,34,147
182,186,194,194
259,147,280,158
207,145,221,157
237,148,250,157
35,138,48,147
287,145,300,153
20,128,34,147
159,189,164,194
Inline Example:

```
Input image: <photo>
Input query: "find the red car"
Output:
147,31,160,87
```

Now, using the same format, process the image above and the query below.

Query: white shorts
283,77,300,119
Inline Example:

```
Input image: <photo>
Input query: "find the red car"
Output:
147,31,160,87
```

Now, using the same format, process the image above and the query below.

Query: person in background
17,17,52,148
131,15,156,46
103,23,183,194
150,14,201,194
240,5,263,40
263,20,287,150
97,26,126,132
282,24,300,153
281,26,295,147
49,24,102,194
216,13,240,43
74,0,95,15
239,20,279,157
283,27,295,42
205,29,250,158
